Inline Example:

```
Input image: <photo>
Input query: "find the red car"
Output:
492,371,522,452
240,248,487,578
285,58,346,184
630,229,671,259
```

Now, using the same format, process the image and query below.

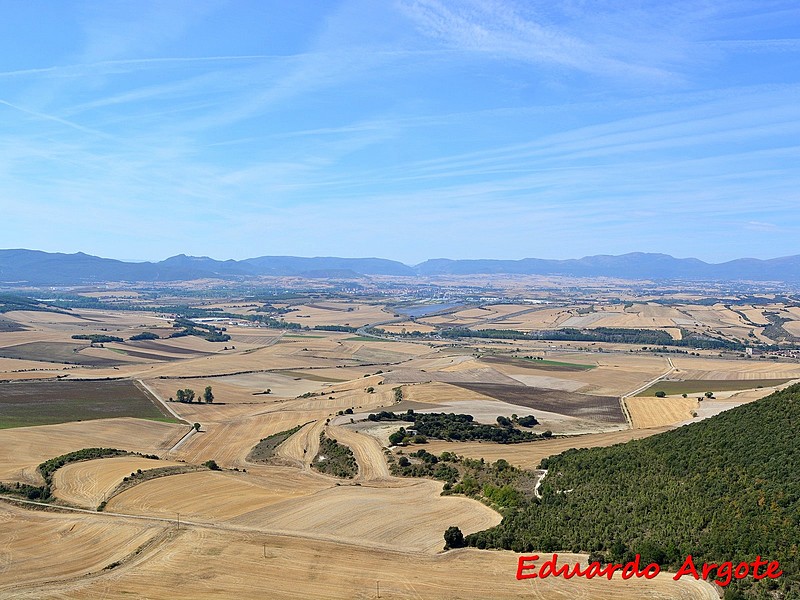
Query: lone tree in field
655,390,667,398
203,386,214,403
443,526,464,550
193,422,201,432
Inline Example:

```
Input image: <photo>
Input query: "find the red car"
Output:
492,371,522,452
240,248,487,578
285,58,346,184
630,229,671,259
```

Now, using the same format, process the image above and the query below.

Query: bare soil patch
451,383,626,424
0,379,178,428
480,355,595,372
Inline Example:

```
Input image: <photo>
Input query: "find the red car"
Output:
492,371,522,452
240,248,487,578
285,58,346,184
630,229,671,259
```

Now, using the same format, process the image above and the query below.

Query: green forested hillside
466,383,800,599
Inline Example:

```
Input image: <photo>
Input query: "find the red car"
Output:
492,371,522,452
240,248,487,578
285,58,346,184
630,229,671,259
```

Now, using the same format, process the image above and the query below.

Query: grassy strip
247,423,309,462
636,378,791,396
0,379,181,429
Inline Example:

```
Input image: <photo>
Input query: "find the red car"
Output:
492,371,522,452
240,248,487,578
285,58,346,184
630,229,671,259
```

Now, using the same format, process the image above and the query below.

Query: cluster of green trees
460,384,800,599
169,318,231,342
439,326,747,350
369,410,543,444
129,331,160,341
313,325,358,333
0,481,51,500
10,447,156,501
71,334,123,343
763,312,800,343
248,314,302,329
391,450,539,512
0,294,71,315
38,448,134,485
394,449,459,482
254,303,294,315
174,386,214,403
312,434,357,478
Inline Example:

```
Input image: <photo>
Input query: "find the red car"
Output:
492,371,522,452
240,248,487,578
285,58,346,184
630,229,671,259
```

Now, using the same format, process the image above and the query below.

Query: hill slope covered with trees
466,383,800,599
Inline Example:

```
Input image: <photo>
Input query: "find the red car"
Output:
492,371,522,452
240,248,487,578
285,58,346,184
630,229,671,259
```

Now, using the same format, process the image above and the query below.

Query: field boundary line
135,379,185,422
619,357,675,429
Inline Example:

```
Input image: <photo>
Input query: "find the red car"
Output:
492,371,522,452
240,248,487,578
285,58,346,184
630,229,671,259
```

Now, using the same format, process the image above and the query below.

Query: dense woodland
368,410,545,443
441,326,748,350
462,384,800,599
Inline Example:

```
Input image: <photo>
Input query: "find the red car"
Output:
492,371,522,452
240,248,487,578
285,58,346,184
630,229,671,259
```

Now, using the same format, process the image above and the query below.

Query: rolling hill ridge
2,249,800,285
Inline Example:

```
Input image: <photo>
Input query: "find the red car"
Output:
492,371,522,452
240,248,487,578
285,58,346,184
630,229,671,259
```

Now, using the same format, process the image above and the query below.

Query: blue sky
0,0,798,265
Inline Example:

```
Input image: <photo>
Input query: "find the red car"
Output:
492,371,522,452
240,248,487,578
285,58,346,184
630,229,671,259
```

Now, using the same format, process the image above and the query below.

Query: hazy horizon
5,247,800,268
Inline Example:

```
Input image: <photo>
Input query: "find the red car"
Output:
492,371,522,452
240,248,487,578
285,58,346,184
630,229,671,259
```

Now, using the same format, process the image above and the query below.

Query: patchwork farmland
2,289,795,599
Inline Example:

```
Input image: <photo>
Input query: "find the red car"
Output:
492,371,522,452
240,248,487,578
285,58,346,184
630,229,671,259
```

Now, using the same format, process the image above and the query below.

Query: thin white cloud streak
396,0,684,81
702,38,800,51
0,99,113,139
0,55,315,79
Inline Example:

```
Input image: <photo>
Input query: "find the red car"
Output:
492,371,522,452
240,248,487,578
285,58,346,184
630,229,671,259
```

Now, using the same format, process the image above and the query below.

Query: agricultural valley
1,267,800,599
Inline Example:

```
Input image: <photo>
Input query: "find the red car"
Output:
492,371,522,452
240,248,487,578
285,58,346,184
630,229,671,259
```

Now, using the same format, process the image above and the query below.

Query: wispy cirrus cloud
395,0,691,81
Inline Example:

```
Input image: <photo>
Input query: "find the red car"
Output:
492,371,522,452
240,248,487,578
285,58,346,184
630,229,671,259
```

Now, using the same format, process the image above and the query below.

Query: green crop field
0,379,181,429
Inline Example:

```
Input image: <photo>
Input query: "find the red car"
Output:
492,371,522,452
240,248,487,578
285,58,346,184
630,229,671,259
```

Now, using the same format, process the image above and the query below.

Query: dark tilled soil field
479,355,595,372
451,383,626,424
0,379,178,428
0,317,27,332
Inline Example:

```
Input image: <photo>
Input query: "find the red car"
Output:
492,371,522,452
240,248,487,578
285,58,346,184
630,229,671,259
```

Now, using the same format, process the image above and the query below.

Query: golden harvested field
419,427,672,470
165,411,323,467
105,468,328,521
469,307,571,330
784,320,800,336
52,456,185,508
1,301,786,600
402,381,497,405
478,352,671,397
0,503,167,593
0,418,184,484
626,396,699,428
671,356,800,380
283,302,389,327
8,527,718,600
379,320,437,334
145,376,298,405
228,478,501,553
273,419,326,467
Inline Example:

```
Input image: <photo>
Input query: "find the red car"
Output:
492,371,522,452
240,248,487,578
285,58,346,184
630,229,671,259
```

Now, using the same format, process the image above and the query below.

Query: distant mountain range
2,249,800,285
